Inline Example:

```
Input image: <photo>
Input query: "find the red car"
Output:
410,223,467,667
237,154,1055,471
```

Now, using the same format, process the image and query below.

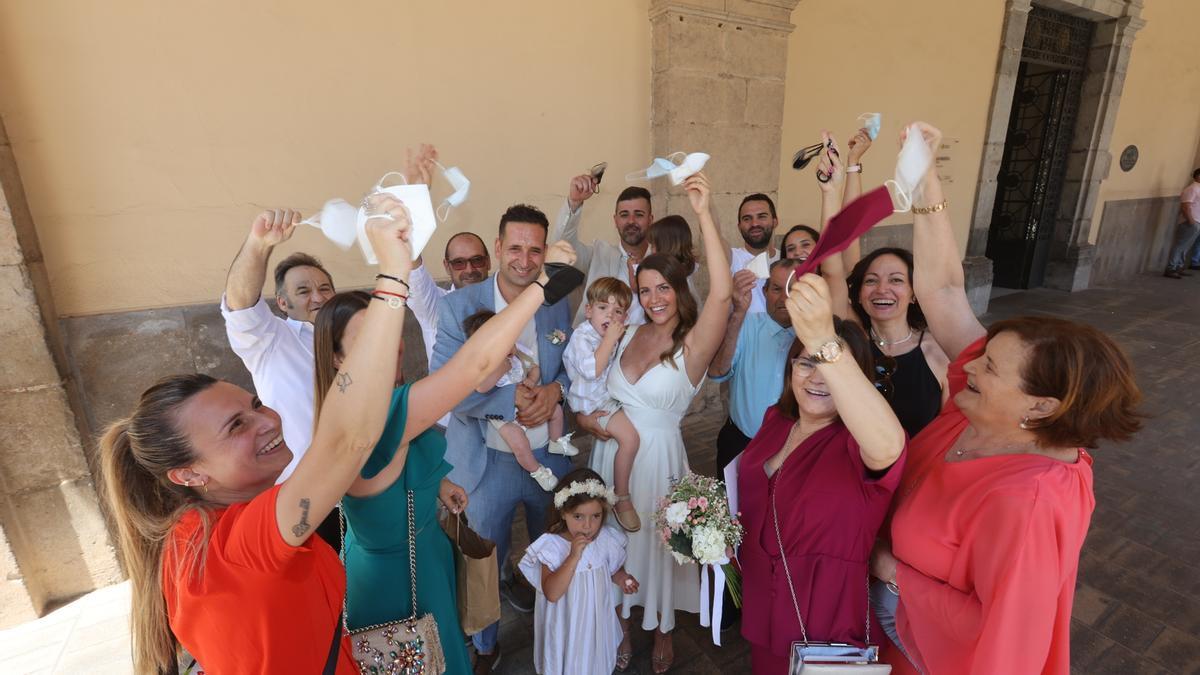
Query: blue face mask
858,112,882,141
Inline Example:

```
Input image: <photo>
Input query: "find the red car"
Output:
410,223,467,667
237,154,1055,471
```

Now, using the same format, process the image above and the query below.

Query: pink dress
888,337,1095,674
738,406,904,672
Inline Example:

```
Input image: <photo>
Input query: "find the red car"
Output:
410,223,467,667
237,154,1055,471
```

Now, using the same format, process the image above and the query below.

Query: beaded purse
341,490,446,675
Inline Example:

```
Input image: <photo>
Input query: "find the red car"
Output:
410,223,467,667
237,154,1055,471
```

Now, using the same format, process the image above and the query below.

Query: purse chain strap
339,489,421,632
770,465,871,647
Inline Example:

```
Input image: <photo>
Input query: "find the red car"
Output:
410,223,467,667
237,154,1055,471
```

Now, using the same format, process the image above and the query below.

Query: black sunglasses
791,140,839,182
873,354,897,399
447,255,489,271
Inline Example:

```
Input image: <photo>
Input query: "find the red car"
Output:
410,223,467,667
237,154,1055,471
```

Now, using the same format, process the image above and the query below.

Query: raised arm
908,122,985,360
814,132,853,320
224,208,299,311
408,242,579,441
840,127,873,269
276,195,412,546
682,172,733,385
788,274,904,470
707,269,755,379
550,174,598,271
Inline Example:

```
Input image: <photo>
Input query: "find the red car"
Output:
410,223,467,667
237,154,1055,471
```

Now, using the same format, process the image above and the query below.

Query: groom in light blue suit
430,204,572,666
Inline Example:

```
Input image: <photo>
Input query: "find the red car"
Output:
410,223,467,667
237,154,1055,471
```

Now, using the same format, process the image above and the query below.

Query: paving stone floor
1,273,1198,674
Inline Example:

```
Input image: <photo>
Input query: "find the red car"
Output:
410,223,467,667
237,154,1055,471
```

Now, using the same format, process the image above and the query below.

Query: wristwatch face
818,339,843,363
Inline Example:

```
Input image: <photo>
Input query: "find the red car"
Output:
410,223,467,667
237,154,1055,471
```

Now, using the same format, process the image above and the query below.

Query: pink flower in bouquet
698,497,709,511
688,497,698,509
660,527,672,542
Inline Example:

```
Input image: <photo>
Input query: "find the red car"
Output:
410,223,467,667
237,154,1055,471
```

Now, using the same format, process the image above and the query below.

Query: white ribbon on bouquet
699,556,729,646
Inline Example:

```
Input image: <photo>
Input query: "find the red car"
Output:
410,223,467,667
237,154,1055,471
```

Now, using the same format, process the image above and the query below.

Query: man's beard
619,225,646,247
458,270,485,286
742,228,772,250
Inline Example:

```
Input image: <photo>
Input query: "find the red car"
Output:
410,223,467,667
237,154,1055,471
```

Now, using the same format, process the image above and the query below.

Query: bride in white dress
589,172,731,673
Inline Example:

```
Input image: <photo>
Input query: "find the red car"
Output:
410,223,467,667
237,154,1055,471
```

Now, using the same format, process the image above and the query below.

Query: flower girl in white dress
519,469,641,674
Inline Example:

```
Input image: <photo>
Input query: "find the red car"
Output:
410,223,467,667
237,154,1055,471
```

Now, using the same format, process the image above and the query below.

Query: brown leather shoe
473,643,502,674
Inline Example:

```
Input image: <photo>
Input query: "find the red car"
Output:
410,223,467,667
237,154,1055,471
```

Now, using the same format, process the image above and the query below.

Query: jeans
869,578,923,673
1166,221,1200,270
466,445,571,654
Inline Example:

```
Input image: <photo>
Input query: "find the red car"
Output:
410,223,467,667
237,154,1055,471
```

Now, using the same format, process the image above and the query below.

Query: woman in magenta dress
737,273,906,674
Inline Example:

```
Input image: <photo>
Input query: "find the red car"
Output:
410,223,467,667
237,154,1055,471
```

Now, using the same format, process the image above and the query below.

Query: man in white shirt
221,208,333,483
551,176,653,326
730,193,781,314
407,232,492,365
1165,168,1200,278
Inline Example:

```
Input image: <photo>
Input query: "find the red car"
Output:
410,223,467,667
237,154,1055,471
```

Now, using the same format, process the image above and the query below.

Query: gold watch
809,337,845,364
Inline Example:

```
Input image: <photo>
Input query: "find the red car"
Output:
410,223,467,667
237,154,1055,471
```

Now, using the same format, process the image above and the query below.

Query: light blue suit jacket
430,275,572,493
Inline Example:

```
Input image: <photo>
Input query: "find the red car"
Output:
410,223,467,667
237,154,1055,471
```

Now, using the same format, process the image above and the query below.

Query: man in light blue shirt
708,259,801,471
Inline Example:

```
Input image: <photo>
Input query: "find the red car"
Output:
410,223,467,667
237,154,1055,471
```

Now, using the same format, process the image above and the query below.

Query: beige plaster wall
775,0,1006,257
1090,0,1200,243
0,1,651,316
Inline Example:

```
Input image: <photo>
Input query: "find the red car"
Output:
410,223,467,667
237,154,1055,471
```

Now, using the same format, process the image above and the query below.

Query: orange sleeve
218,484,317,572
895,560,983,646
965,485,1066,673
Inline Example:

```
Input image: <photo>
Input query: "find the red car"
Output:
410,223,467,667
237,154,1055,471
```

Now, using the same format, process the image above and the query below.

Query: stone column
0,116,121,627
1044,9,1145,291
648,0,801,239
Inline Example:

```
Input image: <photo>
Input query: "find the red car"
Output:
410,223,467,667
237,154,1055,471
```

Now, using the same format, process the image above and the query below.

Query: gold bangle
912,199,948,215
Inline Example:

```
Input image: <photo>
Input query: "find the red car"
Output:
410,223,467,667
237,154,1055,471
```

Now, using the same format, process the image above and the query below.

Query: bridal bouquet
654,472,743,567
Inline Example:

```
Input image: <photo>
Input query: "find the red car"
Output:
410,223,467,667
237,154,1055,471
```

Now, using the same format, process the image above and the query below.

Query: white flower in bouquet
691,526,727,565
671,551,692,565
664,502,690,528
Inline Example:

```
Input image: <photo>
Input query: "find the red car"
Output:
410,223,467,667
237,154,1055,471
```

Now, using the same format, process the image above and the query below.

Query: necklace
870,326,914,348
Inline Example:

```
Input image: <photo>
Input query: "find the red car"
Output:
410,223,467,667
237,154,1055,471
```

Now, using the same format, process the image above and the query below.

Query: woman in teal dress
312,243,578,673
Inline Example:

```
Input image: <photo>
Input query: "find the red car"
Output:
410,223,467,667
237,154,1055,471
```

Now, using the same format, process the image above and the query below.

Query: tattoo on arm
336,372,353,393
292,498,312,538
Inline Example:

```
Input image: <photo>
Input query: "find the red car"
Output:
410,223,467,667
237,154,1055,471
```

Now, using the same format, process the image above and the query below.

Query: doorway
986,6,1094,289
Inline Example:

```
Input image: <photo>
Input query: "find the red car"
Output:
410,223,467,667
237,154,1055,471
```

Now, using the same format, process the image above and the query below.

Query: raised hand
902,121,944,185
403,143,439,186
846,127,873,165
363,193,413,277
545,240,578,267
567,174,598,211
249,208,300,248
732,268,757,314
683,171,711,216
785,272,837,350
816,131,845,194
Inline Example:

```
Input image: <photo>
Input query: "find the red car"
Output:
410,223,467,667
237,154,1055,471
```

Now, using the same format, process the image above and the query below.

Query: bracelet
375,273,410,289
911,199,948,215
846,163,863,174
532,279,547,291
371,291,407,309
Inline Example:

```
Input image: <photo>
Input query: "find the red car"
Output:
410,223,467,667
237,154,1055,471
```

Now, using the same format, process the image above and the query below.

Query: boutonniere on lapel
546,329,567,346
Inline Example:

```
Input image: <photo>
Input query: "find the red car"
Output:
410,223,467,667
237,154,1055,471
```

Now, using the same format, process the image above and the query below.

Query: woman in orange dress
869,122,1143,675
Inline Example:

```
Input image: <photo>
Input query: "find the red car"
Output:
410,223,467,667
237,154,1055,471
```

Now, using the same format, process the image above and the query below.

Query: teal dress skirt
342,384,470,674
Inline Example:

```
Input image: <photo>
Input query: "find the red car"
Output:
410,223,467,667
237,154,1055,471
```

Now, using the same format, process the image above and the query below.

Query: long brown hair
987,316,1143,448
98,374,218,675
636,252,698,368
312,290,372,421
647,215,698,274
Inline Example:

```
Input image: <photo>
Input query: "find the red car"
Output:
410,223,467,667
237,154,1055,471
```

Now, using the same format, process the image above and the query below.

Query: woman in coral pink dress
870,122,1144,674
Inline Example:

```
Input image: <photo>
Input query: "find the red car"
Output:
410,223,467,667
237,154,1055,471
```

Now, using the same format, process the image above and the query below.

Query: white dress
588,326,701,632
519,527,627,675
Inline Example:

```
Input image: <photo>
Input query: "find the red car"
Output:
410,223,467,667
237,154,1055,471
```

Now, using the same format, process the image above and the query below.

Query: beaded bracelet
912,199,948,215
371,290,408,309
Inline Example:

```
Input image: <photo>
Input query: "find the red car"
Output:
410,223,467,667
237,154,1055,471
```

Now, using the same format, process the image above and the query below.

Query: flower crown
554,479,617,509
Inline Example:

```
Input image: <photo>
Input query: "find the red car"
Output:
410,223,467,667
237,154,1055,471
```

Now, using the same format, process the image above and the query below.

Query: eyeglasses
790,356,819,376
874,354,897,399
447,255,488,271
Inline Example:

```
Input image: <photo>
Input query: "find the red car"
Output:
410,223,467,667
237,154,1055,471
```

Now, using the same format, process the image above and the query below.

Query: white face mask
625,151,710,185
354,172,438,265
858,112,882,141
433,161,470,222
745,251,772,279
885,124,932,212
299,198,358,250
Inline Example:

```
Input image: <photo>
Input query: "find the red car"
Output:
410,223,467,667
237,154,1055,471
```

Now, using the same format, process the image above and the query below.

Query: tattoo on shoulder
336,372,353,393
292,498,312,538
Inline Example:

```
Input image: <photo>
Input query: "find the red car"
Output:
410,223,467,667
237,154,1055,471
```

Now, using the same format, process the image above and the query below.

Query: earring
202,482,209,495
1019,416,1031,430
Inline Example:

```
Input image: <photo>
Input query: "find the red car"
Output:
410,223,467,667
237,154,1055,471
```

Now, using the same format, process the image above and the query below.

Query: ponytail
97,374,217,675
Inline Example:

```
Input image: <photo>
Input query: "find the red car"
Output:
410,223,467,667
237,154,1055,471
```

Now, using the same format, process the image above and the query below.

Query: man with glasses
408,232,492,365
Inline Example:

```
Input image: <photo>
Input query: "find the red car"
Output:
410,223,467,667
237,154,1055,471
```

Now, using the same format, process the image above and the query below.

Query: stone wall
1090,196,1179,287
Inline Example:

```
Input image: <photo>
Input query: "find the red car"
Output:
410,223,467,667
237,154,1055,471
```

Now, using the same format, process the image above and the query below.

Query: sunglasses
447,255,488,271
791,140,839,182
590,162,607,194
